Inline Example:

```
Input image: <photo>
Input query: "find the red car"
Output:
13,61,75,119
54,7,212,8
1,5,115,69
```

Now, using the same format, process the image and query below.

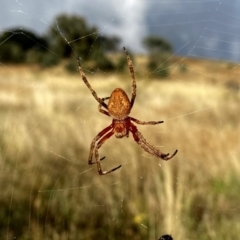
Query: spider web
0,0,239,239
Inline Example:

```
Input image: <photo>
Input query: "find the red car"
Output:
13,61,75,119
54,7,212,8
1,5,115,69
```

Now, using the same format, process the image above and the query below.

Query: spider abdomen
112,119,129,138
108,88,131,119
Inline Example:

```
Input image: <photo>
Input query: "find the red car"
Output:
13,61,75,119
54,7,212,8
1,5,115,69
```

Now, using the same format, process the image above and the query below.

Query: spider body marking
108,88,131,120
112,117,131,138
78,47,178,175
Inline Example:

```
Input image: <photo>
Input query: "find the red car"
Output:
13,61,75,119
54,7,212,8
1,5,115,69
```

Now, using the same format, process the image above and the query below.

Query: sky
1,0,240,61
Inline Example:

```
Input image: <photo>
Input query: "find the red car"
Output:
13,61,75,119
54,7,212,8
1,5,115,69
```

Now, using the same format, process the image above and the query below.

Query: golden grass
0,58,239,240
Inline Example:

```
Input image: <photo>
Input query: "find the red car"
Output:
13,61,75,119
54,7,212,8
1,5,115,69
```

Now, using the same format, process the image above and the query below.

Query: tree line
0,14,172,77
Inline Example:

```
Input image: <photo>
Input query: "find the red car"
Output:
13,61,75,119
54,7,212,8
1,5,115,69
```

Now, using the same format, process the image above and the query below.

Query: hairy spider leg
88,124,112,165
77,58,108,109
130,123,178,160
94,130,122,175
123,47,136,110
98,97,111,117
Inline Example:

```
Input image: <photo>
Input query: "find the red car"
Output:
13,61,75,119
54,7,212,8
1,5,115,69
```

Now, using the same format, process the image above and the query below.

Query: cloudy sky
1,0,240,61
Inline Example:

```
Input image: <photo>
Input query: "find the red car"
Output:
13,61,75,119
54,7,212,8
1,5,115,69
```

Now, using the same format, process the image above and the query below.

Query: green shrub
148,60,169,78
65,58,78,73
94,55,115,71
180,63,188,73
40,53,60,68
0,43,25,63
0,29,48,64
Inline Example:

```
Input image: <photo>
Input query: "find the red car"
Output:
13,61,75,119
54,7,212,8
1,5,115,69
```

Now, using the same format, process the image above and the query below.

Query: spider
77,47,177,175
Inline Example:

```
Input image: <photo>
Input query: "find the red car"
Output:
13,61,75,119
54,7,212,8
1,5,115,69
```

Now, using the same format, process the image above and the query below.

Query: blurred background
0,0,239,239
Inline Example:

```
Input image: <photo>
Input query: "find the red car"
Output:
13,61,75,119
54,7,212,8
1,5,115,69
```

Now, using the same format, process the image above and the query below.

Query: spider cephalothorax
78,47,177,175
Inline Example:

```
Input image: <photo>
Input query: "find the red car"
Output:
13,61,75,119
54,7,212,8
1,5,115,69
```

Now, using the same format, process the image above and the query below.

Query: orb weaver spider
77,47,177,175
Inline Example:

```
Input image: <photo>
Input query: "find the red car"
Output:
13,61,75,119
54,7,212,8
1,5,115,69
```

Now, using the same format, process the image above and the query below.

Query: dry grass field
0,57,239,239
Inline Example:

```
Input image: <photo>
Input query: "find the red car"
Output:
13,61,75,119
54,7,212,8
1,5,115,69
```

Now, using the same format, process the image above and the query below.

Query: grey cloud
0,0,240,61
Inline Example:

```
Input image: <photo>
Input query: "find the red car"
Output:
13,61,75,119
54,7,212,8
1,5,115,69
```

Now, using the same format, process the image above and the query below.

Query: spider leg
95,130,122,175
123,47,136,110
88,124,113,165
130,117,164,125
98,97,111,117
77,58,108,109
102,97,110,101
130,123,178,160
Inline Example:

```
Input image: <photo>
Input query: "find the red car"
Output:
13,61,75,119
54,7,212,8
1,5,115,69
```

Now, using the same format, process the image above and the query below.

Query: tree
0,28,48,63
47,14,98,59
0,14,121,70
143,35,172,78
99,36,121,52
47,14,121,71
143,35,172,55
48,14,120,59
